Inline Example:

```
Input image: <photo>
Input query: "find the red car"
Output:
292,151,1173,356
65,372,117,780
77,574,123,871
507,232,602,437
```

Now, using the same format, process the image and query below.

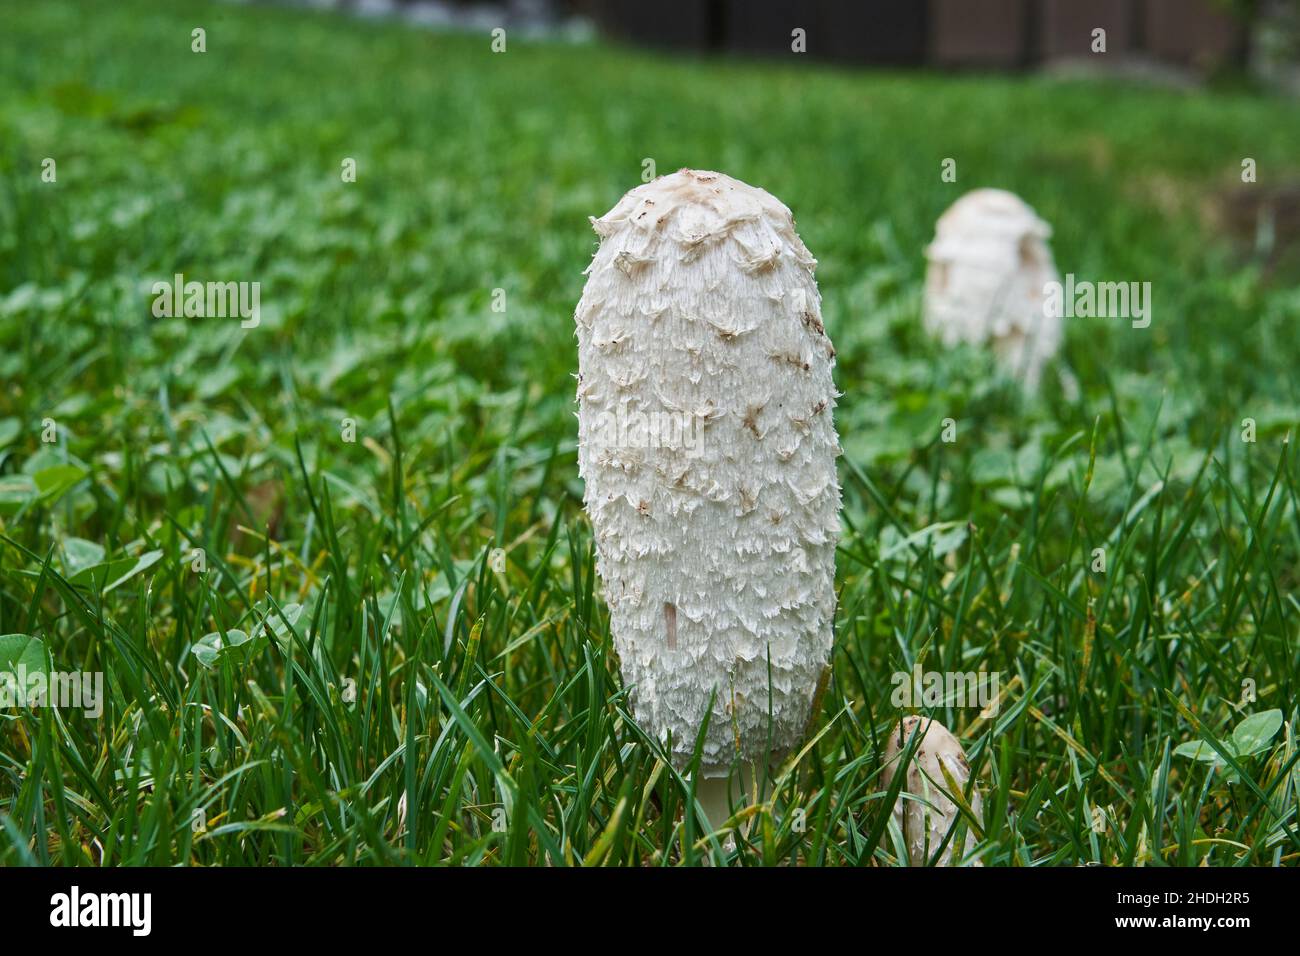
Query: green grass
2,0,1300,866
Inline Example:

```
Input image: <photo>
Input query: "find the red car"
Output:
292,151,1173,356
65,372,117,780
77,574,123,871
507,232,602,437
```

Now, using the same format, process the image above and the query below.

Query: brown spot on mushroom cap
800,310,825,335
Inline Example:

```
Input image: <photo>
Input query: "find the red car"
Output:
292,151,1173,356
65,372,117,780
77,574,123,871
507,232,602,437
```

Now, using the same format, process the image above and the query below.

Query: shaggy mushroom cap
882,716,983,866
575,169,841,775
923,188,1062,391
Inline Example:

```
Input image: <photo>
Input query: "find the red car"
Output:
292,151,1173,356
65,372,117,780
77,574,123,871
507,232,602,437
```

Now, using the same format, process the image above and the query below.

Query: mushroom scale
575,169,841,776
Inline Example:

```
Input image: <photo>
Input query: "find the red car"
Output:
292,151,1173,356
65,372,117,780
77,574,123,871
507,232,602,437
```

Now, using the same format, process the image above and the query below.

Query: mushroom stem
692,761,771,836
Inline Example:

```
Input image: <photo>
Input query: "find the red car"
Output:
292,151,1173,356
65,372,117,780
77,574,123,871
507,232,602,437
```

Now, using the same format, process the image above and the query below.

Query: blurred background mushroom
923,188,1062,392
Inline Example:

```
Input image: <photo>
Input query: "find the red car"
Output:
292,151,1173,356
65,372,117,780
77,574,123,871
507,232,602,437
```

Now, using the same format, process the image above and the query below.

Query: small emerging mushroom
923,188,1062,392
575,169,841,829
882,716,983,866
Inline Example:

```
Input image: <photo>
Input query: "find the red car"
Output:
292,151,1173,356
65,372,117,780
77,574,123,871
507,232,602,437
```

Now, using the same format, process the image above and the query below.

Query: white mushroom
575,169,841,828
923,188,1062,391
882,716,983,866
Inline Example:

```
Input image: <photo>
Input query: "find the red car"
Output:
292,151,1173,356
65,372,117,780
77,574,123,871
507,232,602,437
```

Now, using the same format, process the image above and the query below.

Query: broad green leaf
970,448,1014,486
990,486,1032,510
0,283,38,316
880,523,966,562
1173,740,1223,763
1231,710,1283,757
33,463,88,503
69,550,164,593
192,629,258,668
1173,710,1283,768
931,523,968,558
0,634,52,700
103,550,164,594
265,603,305,646
0,475,36,515
61,537,106,578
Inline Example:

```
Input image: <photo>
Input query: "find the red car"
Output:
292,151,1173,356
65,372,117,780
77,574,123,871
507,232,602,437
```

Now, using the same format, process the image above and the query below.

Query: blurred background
280,0,1300,88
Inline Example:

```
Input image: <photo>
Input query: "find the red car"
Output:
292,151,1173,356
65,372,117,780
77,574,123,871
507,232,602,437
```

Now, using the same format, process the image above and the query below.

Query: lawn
2,0,1300,866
